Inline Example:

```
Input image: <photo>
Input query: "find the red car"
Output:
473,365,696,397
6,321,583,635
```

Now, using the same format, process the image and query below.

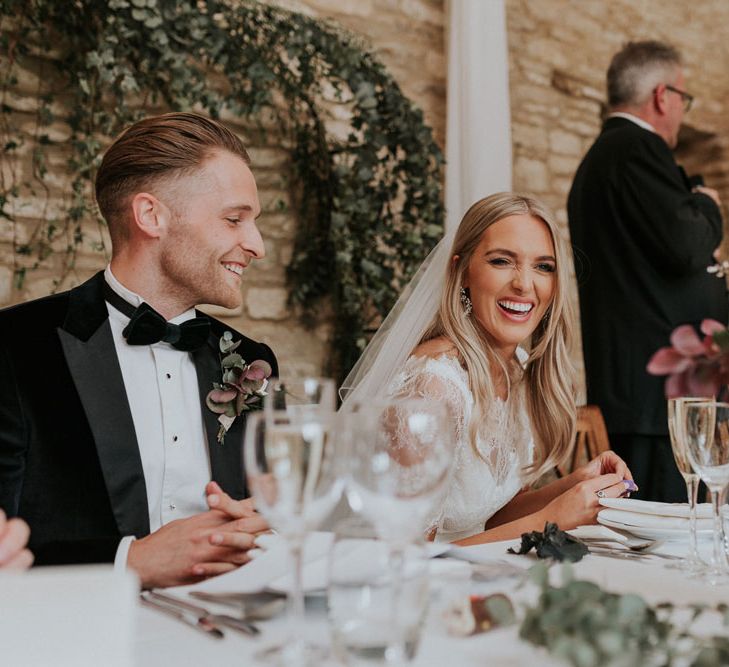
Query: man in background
568,41,727,502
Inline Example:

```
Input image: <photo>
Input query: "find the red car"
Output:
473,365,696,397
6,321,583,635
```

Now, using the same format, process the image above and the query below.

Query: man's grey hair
607,41,682,108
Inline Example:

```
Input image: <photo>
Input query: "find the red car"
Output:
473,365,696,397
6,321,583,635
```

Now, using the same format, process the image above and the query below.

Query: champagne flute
667,396,707,572
343,398,453,663
683,401,729,582
243,377,342,665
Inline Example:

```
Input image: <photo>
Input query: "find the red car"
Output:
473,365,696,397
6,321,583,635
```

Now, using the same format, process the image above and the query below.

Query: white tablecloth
133,533,726,667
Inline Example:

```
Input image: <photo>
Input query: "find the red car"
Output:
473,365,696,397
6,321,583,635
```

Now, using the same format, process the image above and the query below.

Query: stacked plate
596,498,714,541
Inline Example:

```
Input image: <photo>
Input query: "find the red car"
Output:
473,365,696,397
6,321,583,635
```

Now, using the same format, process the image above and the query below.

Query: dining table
130,530,727,667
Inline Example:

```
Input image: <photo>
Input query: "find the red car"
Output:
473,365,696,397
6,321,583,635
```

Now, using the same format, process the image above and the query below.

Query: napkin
597,498,713,531
598,498,712,519
0,565,137,667
181,531,335,594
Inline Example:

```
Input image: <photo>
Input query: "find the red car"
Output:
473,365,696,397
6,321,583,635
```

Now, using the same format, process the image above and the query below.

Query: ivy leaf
144,15,163,29
6,0,444,386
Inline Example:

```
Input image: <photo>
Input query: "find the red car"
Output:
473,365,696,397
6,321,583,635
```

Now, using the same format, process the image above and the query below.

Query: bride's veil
339,230,456,406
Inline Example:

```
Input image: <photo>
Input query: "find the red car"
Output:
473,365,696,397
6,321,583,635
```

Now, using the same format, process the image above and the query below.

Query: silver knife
148,590,260,636
190,590,285,620
140,594,224,639
587,547,683,562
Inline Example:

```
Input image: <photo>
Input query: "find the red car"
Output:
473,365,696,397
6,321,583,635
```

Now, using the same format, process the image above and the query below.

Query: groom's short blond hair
95,112,250,247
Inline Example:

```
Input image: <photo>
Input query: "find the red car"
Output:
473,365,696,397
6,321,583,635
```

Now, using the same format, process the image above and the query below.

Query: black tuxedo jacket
568,117,727,436
0,271,278,565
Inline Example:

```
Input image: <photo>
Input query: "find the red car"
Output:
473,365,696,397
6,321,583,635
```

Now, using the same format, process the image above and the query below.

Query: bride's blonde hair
422,193,576,480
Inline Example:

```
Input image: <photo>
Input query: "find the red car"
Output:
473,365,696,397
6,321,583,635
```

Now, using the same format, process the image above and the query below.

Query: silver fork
140,593,224,639
147,590,260,636
584,540,684,561
582,537,666,552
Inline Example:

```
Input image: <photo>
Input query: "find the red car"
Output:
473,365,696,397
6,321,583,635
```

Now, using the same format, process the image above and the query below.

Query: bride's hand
538,474,632,530
574,451,634,485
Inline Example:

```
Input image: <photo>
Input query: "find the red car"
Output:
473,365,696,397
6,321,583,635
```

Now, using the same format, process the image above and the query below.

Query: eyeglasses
665,84,694,111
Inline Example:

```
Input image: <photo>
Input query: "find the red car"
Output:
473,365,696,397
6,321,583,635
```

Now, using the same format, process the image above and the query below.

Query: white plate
597,515,713,542
598,498,712,519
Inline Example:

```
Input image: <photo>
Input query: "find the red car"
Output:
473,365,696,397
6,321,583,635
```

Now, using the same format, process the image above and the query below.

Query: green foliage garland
520,563,729,667
0,0,444,378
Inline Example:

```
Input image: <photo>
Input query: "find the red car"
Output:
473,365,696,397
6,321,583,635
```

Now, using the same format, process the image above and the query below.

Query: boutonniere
205,331,272,444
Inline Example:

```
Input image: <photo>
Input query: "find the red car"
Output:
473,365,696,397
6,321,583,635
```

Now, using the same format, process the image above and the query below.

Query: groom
0,113,277,588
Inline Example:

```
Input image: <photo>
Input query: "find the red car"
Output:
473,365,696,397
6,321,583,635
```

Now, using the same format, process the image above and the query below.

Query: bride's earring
459,287,472,317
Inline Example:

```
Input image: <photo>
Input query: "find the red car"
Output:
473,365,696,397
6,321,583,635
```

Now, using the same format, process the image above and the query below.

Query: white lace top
388,354,534,542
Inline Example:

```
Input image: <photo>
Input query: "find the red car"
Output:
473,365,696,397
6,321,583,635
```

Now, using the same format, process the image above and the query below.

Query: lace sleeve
388,355,468,445
386,356,469,533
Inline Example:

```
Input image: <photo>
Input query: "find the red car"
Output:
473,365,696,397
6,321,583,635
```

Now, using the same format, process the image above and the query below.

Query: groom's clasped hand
128,482,269,588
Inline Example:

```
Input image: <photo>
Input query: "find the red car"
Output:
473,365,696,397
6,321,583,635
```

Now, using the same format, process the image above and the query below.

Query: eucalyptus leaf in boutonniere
508,522,588,562
205,331,272,444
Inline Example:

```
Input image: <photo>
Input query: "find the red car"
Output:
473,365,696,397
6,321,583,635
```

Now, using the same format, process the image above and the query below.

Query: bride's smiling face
463,214,556,359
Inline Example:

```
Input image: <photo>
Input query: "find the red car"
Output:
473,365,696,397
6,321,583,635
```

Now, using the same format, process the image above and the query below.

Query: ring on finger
595,489,606,498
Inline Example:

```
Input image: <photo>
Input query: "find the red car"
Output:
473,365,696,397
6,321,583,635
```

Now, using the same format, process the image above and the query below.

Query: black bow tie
103,283,210,352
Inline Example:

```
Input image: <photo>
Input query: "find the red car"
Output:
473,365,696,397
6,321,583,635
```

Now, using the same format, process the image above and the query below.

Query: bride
341,193,635,544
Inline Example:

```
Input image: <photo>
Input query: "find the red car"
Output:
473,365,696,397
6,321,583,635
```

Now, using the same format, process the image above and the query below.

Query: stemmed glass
667,397,707,572
243,377,343,665
683,401,729,582
342,398,454,663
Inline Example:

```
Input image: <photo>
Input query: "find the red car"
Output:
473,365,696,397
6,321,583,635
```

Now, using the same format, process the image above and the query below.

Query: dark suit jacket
568,117,727,436
0,271,278,565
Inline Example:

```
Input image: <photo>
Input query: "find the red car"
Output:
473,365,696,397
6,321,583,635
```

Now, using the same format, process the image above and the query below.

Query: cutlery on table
140,593,224,639
148,590,260,636
586,545,683,562
189,590,285,620
581,536,666,553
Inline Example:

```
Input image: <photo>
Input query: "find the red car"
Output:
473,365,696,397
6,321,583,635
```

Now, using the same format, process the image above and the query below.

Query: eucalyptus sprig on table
519,563,729,667
507,522,589,562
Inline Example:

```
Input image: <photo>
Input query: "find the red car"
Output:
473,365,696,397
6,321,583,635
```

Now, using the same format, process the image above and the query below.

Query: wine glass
342,397,454,663
667,396,708,572
243,377,342,665
683,401,729,582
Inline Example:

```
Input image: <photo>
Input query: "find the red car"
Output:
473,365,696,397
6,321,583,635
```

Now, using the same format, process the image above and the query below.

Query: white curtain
445,0,512,232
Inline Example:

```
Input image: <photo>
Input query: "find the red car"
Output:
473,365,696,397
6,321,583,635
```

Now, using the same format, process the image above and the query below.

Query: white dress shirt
607,111,656,133
104,266,211,568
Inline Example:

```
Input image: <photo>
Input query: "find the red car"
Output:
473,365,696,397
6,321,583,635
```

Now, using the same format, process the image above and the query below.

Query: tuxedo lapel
57,272,150,537
192,332,248,499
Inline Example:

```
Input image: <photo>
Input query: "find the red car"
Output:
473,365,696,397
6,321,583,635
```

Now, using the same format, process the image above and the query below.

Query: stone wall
0,0,446,381
506,0,729,396
3,0,729,386
224,0,446,378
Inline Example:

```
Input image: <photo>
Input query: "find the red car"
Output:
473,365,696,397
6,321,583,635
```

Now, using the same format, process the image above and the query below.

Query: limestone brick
246,287,289,320
513,156,549,193
548,154,579,177
0,267,12,305
548,128,583,157
513,123,549,154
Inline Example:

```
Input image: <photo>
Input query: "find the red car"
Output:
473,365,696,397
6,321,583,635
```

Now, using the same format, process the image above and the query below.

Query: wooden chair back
557,404,611,477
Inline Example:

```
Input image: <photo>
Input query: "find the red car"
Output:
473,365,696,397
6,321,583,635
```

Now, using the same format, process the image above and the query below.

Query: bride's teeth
498,300,532,313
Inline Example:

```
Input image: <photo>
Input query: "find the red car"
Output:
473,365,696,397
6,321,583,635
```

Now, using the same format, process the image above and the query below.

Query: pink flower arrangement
646,319,729,398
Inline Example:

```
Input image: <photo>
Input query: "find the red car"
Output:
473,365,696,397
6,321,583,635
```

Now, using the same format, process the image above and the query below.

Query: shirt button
172,435,179,443
169,503,176,510
165,373,171,379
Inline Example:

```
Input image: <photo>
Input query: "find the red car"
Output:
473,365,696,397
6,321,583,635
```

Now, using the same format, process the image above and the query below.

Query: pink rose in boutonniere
205,331,272,444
